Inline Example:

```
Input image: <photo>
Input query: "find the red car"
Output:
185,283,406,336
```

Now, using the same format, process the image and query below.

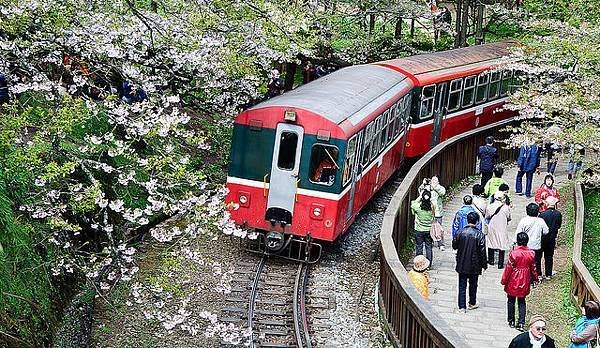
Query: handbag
430,220,444,242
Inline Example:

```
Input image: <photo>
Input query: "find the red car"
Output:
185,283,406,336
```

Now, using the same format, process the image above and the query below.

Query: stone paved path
425,162,568,347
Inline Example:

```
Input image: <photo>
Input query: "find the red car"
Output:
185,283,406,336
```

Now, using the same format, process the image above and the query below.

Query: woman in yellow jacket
408,255,431,300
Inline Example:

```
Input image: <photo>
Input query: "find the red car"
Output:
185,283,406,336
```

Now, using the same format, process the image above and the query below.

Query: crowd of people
408,135,598,347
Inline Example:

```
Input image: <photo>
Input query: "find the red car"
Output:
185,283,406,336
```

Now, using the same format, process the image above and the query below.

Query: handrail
379,118,516,348
570,183,600,310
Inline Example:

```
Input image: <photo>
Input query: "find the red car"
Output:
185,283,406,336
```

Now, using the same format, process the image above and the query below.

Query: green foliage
582,189,600,283
0,177,56,346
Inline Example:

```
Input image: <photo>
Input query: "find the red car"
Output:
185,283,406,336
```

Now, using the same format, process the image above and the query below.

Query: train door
265,123,304,225
345,131,363,221
431,82,448,147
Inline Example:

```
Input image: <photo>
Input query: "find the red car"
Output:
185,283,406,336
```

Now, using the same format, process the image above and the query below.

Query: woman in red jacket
535,174,560,213
501,232,539,331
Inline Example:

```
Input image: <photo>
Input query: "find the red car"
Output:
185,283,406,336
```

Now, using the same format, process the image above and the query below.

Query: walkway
426,162,568,347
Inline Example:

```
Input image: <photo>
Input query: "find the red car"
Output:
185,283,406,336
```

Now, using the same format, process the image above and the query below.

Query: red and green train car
225,41,519,261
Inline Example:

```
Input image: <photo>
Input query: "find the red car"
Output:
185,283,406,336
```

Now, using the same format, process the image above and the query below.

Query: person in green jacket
418,176,446,250
411,190,434,264
484,167,509,199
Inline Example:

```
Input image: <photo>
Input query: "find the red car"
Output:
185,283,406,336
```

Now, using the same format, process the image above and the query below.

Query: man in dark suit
452,212,487,312
539,196,562,279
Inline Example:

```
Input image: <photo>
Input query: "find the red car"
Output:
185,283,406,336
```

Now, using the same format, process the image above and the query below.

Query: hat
529,314,546,326
494,191,505,201
413,255,430,272
545,196,559,207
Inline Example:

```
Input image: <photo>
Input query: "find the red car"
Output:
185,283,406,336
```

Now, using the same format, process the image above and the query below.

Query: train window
447,78,463,112
488,71,501,100
475,73,489,104
462,76,476,107
387,109,395,144
277,132,298,171
343,135,357,186
309,145,339,186
500,70,513,96
372,115,384,159
420,85,435,119
511,71,526,92
362,123,374,165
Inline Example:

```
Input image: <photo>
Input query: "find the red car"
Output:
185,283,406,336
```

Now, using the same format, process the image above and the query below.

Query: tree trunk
475,4,485,45
284,62,297,91
410,18,415,38
454,0,463,48
459,0,470,47
150,0,157,12
369,14,376,34
395,17,403,39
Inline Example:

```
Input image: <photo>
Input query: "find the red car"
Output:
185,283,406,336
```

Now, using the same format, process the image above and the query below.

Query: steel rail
293,263,312,348
247,255,267,348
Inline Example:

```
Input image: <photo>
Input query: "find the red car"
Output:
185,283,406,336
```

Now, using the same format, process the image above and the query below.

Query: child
408,255,430,300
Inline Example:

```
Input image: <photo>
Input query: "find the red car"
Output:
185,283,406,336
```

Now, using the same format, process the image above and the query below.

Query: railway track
221,255,330,347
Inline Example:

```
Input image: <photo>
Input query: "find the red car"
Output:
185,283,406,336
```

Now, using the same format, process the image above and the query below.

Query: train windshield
309,145,339,186
277,132,298,170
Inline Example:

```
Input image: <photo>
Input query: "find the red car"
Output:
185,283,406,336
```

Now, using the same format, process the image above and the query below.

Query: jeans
458,273,479,309
481,171,493,187
533,249,543,280
488,248,505,268
547,161,557,175
541,237,556,277
415,231,433,264
567,159,582,174
507,296,526,325
515,170,534,197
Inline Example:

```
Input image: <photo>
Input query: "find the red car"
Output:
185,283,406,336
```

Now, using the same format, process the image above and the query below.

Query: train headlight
238,192,250,207
310,204,324,220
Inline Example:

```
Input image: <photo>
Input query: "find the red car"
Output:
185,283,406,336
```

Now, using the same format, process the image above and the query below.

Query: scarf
529,331,546,348
570,316,600,348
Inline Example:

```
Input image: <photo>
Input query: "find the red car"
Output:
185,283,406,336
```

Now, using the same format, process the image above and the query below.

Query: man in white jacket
515,203,549,277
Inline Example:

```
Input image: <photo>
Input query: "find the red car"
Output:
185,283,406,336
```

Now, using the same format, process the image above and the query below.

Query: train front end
225,106,347,262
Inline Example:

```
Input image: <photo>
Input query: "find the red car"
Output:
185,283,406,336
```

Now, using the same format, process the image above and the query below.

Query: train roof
377,40,517,79
249,65,407,125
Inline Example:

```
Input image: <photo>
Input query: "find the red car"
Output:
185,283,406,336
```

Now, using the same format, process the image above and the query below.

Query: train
225,41,519,262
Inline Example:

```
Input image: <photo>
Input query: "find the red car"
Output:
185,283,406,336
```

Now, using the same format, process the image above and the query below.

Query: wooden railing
570,183,600,310
379,119,516,348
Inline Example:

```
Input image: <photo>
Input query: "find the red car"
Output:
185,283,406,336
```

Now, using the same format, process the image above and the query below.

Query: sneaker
459,308,467,313
516,324,525,332
508,321,515,328
440,245,446,251
468,304,479,310
516,192,524,196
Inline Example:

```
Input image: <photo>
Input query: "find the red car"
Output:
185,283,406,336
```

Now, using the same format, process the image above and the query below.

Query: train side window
462,76,476,107
277,131,298,171
488,71,501,100
447,78,463,112
362,122,374,165
381,112,390,148
387,109,395,144
392,99,404,139
500,70,513,96
475,73,489,104
309,145,339,186
419,85,436,119
372,115,384,159
343,135,357,186
511,71,526,92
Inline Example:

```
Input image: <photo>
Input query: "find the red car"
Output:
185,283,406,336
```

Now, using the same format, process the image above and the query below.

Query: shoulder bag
429,207,444,242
